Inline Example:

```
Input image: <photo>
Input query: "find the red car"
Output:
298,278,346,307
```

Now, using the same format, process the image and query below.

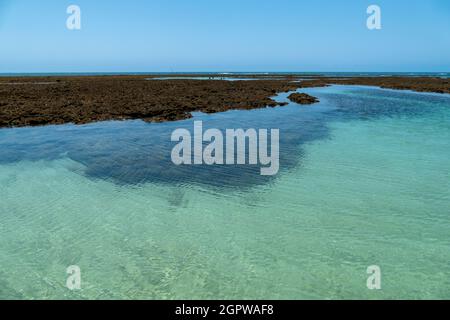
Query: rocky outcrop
0,76,299,128
288,93,319,105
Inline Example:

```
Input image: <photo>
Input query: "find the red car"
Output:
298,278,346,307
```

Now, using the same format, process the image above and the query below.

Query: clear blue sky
0,0,449,72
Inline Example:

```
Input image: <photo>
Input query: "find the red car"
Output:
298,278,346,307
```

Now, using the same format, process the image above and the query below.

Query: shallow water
0,85,449,299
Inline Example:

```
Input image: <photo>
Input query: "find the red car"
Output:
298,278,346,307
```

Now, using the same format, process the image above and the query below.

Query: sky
0,0,449,73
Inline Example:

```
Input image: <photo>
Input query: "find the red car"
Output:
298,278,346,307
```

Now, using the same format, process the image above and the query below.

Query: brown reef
299,76,450,94
288,93,319,104
0,75,448,128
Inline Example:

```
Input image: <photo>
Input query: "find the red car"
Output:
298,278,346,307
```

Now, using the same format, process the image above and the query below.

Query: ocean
0,85,449,299
0,72,449,78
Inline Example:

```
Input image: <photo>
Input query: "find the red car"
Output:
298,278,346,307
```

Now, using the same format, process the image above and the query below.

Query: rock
287,93,319,105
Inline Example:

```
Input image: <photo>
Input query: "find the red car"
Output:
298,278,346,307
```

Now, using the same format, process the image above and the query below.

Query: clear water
0,85,449,299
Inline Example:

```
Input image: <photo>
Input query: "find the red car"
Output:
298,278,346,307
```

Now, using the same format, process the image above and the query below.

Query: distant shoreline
1,72,449,76
0,75,449,128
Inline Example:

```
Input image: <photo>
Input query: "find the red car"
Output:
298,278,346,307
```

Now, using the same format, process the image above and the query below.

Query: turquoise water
0,86,449,299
